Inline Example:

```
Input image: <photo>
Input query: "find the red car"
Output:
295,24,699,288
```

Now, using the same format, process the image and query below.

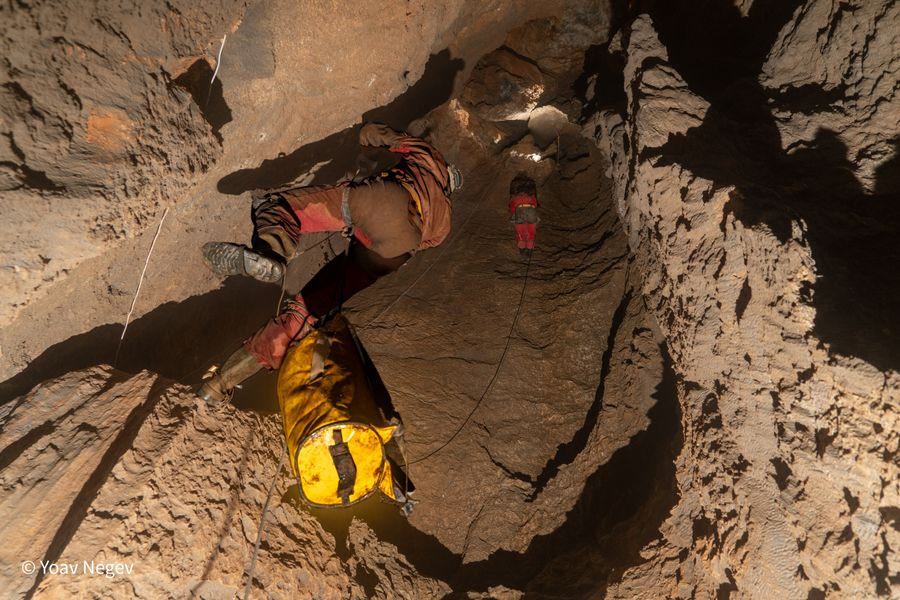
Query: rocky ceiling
1,0,898,599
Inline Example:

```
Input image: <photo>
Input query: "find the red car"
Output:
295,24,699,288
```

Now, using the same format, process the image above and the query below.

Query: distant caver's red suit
508,173,539,258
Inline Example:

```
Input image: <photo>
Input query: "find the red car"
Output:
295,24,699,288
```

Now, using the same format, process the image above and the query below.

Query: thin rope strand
115,207,169,365
205,34,227,108
409,251,533,465
242,439,287,600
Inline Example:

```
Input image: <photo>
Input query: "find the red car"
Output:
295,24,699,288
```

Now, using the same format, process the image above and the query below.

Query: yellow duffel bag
277,313,410,509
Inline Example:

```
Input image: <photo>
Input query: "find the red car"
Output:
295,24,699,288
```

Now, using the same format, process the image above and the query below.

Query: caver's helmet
447,163,464,193
509,172,537,196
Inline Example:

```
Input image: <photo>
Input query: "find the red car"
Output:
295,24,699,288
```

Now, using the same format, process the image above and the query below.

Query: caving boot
202,242,284,283
197,345,263,403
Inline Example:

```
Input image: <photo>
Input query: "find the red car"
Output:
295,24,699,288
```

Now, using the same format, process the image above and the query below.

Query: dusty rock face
761,0,899,192
585,5,899,598
0,0,241,326
4,0,898,598
0,367,448,599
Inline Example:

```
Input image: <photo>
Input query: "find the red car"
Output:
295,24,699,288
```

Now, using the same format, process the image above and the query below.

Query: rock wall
0,0,243,326
585,3,899,598
5,0,897,598
0,367,448,599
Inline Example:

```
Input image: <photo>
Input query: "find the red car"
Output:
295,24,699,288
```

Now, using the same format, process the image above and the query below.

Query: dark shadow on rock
0,277,278,405
446,345,682,597
574,41,626,121
231,370,280,414
792,131,900,370
874,137,900,196
526,290,632,499
629,0,899,370
173,58,233,143
217,49,465,195
284,484,460,577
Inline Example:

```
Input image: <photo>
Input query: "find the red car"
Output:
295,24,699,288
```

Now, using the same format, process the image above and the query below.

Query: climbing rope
242,438,288,600
408,250,533,466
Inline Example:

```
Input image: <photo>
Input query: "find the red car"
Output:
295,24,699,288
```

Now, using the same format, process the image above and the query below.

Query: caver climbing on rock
197,122,463,402
509,172,540,259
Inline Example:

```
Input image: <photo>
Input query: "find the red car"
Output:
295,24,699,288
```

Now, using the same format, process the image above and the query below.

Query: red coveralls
509,192,539,250
245,124,453,370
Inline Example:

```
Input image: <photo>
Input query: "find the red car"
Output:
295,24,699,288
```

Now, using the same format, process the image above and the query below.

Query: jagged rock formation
0,0,239,327
2,0,898,598
0,367,448,598
585,3,898,598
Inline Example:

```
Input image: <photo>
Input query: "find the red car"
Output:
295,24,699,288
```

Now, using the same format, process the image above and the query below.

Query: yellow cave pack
277,313,411,510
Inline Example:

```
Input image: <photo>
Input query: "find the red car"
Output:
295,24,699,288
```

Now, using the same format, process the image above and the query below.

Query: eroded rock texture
3,0,899,598
585,4,899,598
0,0,240,326
0,367,449,599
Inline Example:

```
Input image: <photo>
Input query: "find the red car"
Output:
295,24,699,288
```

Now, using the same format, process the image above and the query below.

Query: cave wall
0,367,449,599
0,0,243,327
3,0,898,598
584,3,899,598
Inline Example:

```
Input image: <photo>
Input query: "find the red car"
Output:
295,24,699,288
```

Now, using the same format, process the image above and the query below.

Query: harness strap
340,186,353,240
329,428,357,505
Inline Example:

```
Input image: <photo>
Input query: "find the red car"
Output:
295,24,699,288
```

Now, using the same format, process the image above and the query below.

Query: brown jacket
358,123,452,249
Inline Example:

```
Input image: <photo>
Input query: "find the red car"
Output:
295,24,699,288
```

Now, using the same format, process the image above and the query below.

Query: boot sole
202,242,283,283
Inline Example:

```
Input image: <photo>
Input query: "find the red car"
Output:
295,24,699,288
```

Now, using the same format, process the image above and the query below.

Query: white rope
115,207,169,365
211,34,227,85
242,440,287,600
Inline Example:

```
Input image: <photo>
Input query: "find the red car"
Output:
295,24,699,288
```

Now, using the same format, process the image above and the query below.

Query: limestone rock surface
587,8,899,599
0,366,448,599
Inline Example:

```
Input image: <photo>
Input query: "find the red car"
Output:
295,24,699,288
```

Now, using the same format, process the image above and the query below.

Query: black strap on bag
328,429,357,505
